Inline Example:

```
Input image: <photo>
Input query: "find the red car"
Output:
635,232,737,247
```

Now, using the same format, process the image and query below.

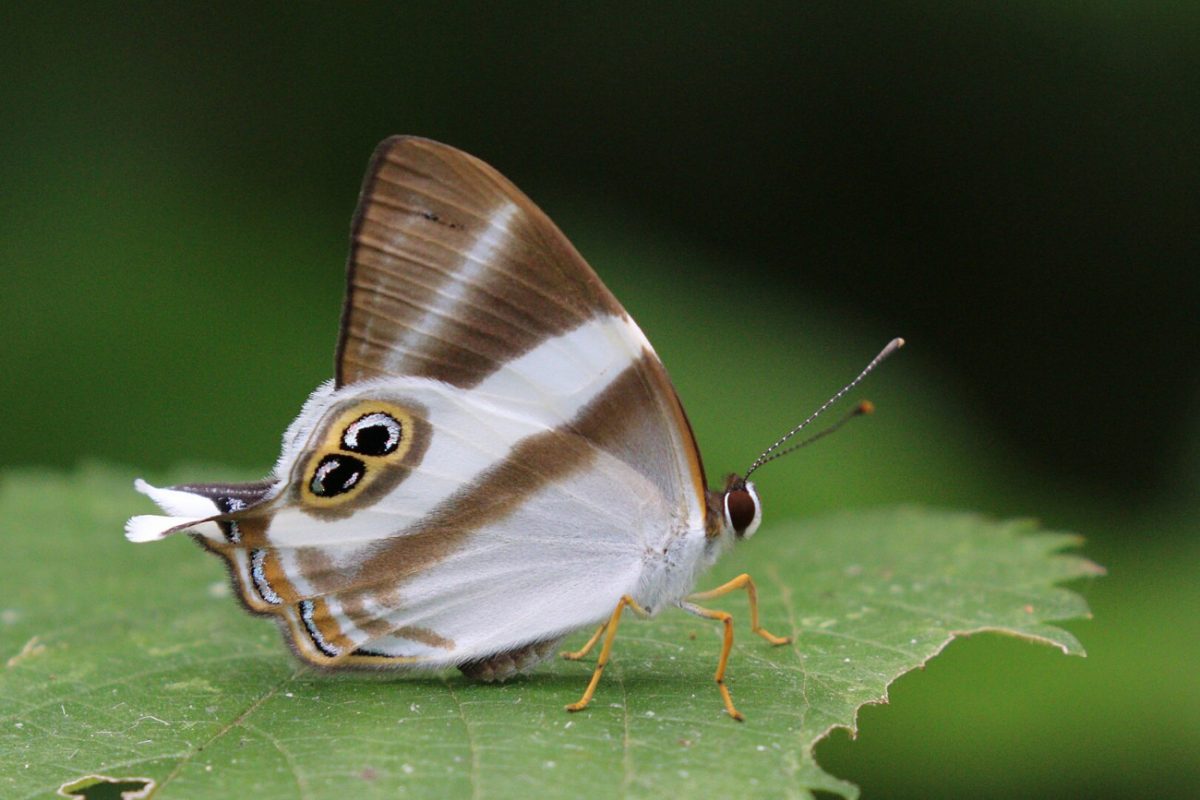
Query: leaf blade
0,467,1098,799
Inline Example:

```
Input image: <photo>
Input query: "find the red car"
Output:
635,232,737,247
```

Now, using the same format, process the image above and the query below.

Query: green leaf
2,466,1099,800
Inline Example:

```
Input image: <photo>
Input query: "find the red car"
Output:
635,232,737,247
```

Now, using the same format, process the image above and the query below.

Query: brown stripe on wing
569,349,708,520
340,629,454,666
283,552,451,656
341,419,598,590
337,136,624,388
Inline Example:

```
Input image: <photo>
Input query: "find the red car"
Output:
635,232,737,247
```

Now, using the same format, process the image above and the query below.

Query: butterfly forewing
338,136,622,389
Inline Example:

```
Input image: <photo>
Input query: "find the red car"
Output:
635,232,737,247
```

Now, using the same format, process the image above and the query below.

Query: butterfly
126,136,902,720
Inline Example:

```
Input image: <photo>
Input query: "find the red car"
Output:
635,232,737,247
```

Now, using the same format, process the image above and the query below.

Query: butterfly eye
724,485,762,538
310,454,366,497
342,412,403,456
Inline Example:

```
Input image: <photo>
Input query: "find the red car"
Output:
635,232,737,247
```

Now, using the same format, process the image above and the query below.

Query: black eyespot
310,454,366,497
725,489,757,536
342,412,402,456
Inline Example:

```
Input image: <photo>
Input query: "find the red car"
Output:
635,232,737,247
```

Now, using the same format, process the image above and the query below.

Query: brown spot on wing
392,626,454,650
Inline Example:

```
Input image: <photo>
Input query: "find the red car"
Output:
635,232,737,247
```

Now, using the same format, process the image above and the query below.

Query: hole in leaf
58,774,155,800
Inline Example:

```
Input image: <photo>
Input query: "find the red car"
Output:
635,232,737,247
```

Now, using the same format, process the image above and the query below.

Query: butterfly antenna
743,338,905,479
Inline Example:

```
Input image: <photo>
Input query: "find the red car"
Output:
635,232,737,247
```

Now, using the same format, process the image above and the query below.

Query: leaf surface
0,466,1099,799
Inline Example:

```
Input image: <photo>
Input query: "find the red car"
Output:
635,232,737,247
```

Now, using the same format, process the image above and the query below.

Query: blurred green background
1,3,1195,798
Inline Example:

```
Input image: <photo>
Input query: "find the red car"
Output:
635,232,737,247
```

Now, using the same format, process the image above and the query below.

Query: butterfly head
720,474,763,539
717,338,905,544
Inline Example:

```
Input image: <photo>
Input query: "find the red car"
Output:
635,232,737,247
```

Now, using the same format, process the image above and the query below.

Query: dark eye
342,412,402,456
310,454,366,497
725,489,757,536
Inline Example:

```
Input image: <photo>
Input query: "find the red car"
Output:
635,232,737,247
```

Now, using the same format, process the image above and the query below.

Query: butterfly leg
565,595,648,713
560,622,608,661
680,601,749,720
687,573,792,646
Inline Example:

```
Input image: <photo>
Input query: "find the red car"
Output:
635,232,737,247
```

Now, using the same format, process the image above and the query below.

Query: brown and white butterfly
126,136,901,720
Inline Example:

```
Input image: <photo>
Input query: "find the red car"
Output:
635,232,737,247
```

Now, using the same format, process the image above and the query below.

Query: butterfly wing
342,136,615,386
128,137,714,672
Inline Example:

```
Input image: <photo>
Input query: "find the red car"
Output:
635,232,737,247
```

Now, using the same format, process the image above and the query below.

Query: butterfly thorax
630,476,762,615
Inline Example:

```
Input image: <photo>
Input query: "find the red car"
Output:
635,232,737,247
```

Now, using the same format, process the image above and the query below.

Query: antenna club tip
856,400,875,415
893,337,905,348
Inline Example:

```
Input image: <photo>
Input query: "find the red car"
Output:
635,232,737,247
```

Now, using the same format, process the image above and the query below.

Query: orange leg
565,595,648,713
560,621,607,661
687,573,792,646
680,601,746,720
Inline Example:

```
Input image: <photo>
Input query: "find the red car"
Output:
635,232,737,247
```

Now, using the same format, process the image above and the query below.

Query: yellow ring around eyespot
299,400,419,508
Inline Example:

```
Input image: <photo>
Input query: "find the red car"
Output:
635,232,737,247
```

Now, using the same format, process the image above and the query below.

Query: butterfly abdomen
457,637,566,682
